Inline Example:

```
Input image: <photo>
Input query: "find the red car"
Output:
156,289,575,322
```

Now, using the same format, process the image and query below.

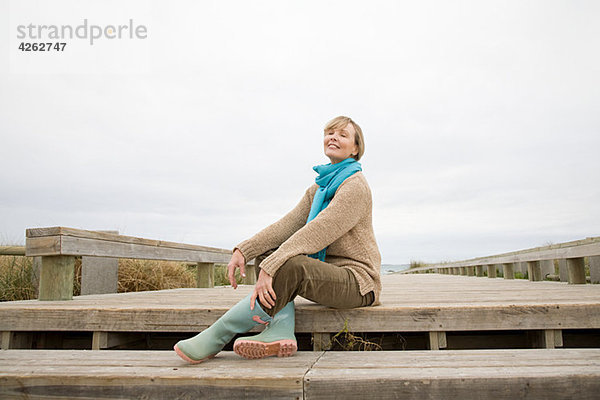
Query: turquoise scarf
307,157,362,261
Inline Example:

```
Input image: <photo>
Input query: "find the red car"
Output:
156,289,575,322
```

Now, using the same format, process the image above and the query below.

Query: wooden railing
25,227,255,300
403,236,600,284
0,246,25,256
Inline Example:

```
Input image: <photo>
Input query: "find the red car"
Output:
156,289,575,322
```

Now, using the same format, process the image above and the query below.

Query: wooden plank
26,227,232,254
3,298,599,333
0,246,25,256
305,349,600,399
25,236,61,257
60,236,232,263
0,350,320,400
1,275,599,334
38,255,75,301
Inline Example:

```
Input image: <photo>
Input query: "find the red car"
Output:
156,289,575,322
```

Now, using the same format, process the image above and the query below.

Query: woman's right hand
227,248,246,289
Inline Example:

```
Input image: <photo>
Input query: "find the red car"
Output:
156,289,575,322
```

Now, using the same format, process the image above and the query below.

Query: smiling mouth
327,143,339,149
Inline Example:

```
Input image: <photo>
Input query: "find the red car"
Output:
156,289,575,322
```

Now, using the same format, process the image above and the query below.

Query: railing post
558,259,569,282
38,255,76,300
527,261,543,281
81,230,119,295
428,331,447,350
243,262,257,285
590,256,600,284
486,264,497,278
567,257,586,284
503,263,515,279
540,260,554,280
197,262,215,288
312,333,332,351
475,265,484,277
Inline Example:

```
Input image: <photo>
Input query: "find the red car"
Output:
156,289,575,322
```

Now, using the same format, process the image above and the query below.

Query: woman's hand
251,269,276,311
227,248,247,289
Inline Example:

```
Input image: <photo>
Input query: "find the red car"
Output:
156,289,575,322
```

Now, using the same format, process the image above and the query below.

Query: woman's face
323,123,359,164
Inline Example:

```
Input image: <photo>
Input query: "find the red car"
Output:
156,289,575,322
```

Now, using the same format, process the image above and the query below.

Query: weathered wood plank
1,275,600,334
26,227,231,254
0,246,25,256
305,350,600,400
4,349,598,399
25,236,61,257
25,227,257,266
57,236,232,263
0,350,320,400
1,296,598,333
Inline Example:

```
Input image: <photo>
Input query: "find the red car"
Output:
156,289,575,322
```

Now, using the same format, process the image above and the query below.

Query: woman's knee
273,255,308,281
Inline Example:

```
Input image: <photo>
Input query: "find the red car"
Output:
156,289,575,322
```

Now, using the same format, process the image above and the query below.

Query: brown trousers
255,250,374,317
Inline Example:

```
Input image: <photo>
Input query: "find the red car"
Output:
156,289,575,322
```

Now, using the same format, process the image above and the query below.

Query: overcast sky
1,0,599,264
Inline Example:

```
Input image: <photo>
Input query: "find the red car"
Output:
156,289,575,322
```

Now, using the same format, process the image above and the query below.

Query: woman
174,116,381,363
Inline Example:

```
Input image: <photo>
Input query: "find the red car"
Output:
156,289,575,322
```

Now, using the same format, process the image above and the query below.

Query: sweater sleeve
233,186,314,262
258,175,369,277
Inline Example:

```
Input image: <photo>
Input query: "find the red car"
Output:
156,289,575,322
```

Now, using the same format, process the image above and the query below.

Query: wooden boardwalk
1,349,600,399
1,274,600,398
1,274,599,350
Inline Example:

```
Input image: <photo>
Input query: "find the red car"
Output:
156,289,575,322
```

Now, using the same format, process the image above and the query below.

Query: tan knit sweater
234,171,382,305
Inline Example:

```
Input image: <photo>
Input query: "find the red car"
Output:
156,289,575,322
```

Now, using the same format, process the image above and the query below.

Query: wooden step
1,349,599,399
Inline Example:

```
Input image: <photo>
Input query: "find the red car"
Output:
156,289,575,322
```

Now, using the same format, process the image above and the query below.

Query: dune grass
0,255,36,301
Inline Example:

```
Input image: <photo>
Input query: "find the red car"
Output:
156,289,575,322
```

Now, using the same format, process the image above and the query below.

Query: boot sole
173,344,216,364
233,339,297,359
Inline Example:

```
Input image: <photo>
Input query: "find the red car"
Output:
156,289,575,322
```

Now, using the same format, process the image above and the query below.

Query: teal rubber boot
173,293,272,364
233,301,297,359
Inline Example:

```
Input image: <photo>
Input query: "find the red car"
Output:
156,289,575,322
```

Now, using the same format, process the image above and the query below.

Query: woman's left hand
251,269,276,311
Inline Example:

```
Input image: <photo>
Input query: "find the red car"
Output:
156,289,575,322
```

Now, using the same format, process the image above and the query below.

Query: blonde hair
324,116,365,161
